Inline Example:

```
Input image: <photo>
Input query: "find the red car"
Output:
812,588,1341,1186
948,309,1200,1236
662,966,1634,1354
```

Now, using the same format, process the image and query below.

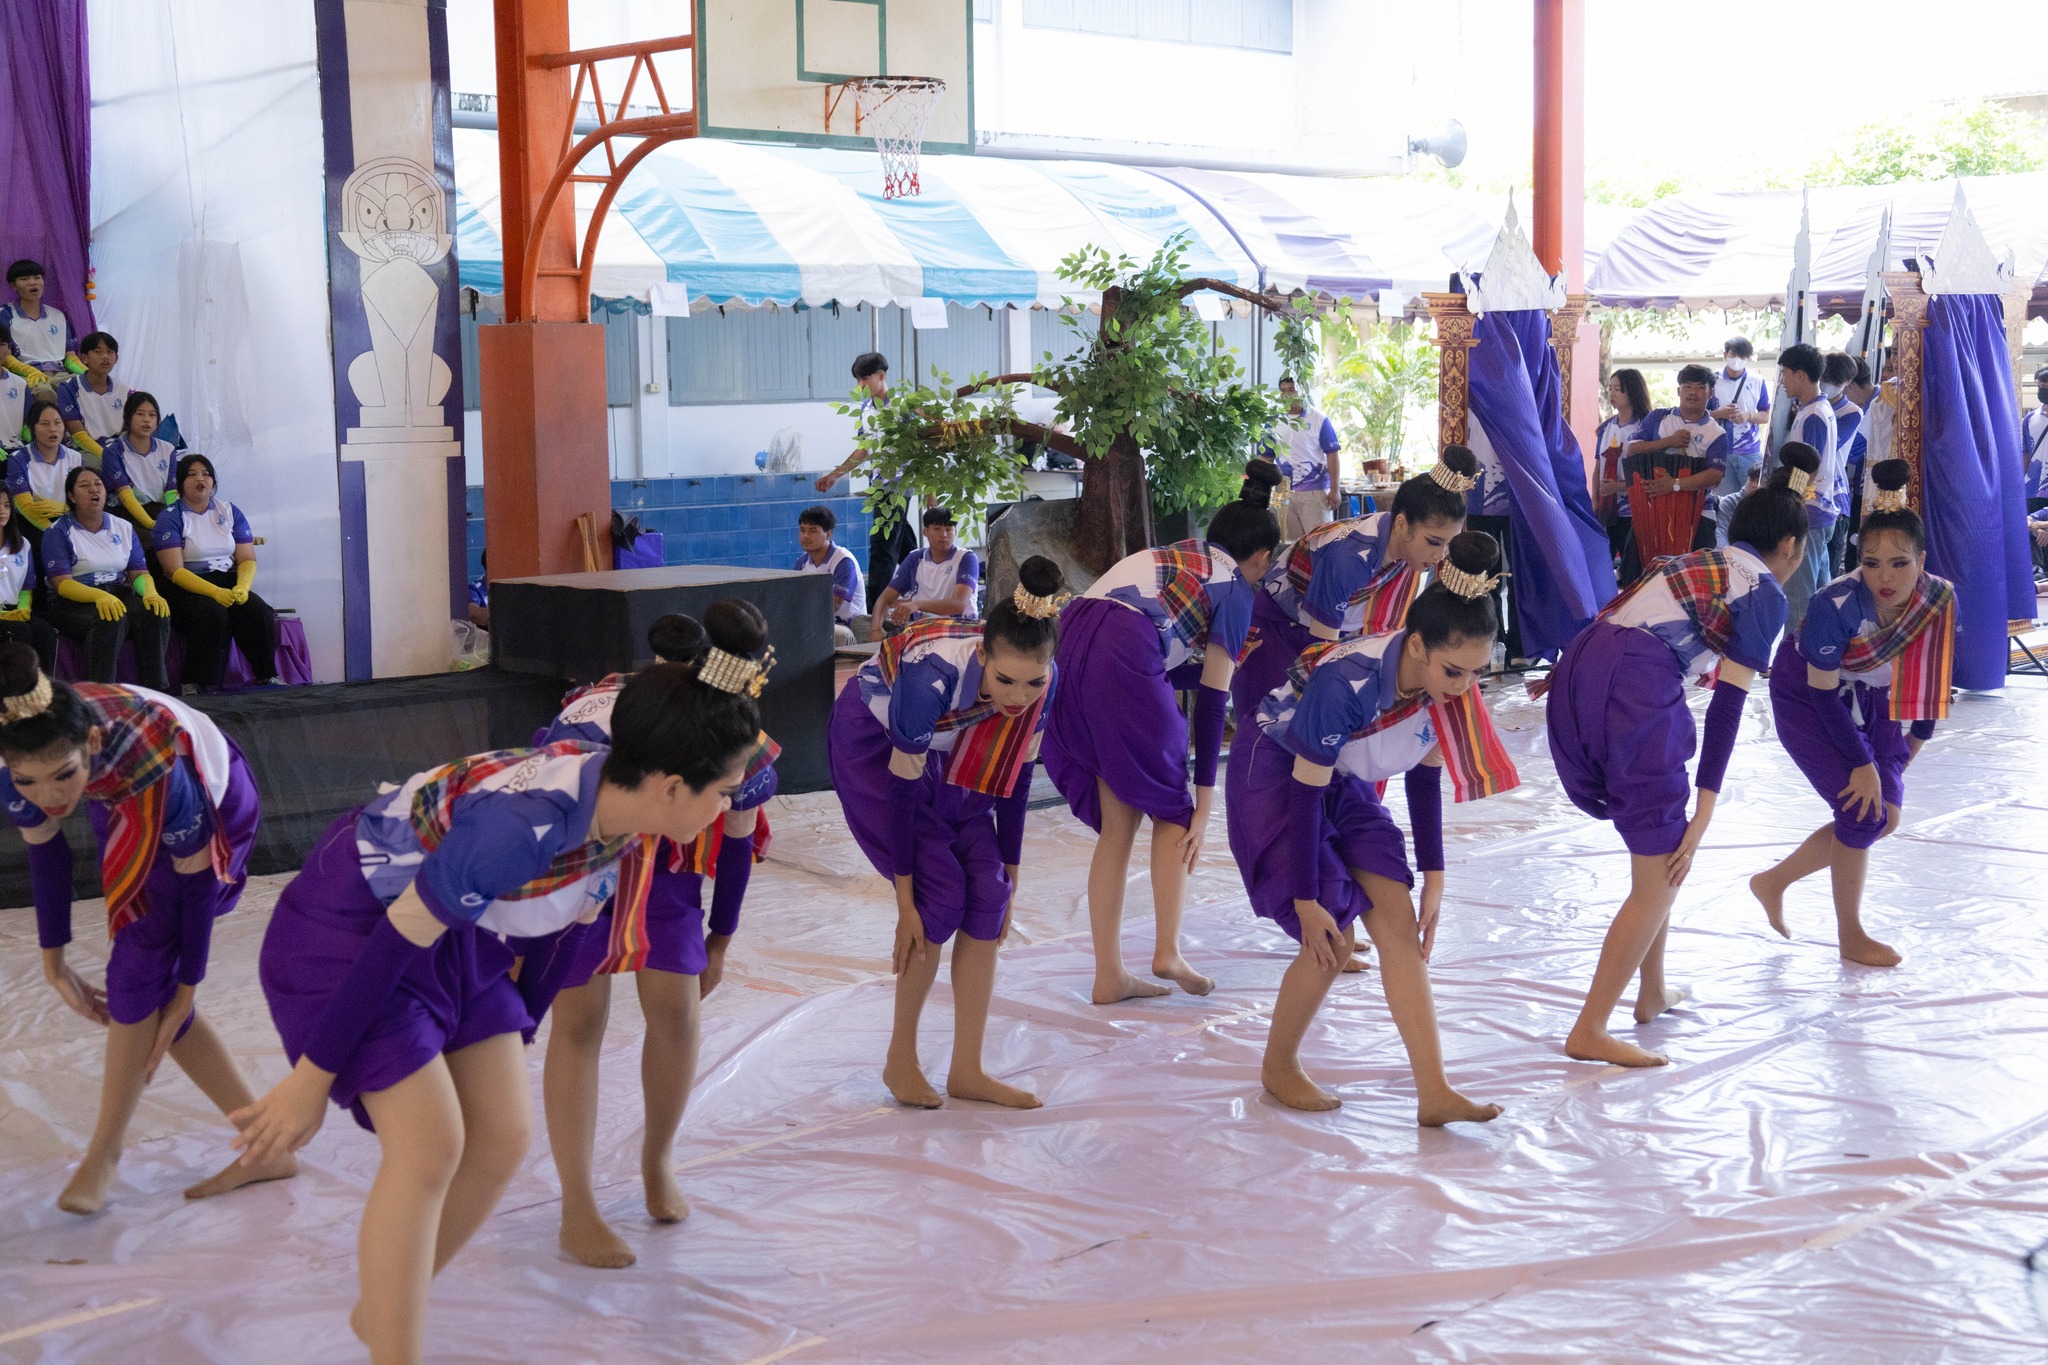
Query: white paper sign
909,297,949,329
1189,292,1227,321
649,280,692,317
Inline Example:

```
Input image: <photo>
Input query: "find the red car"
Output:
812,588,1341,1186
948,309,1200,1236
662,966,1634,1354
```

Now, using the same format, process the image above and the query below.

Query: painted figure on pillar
338,157,453,438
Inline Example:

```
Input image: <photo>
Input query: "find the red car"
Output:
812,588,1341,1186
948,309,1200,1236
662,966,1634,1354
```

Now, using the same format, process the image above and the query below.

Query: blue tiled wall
464,474,873,581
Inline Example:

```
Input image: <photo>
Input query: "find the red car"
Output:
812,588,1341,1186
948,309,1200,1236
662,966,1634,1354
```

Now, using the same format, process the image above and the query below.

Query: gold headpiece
1011,583,1070,620
1869,486,1910,515
1426,461,1478,495
696,645,774,699
1,673,52,723
1436,561,1501,600
1786,468,1813,497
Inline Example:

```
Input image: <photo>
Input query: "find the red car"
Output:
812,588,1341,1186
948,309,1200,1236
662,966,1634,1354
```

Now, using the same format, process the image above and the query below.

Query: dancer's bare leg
1356,873,1502,1125
884,935,946,1107
1148,816,1214,996
1261,921,1351,1111
1565,854,1681,1067
1632,920,1689,1023
1834,806,1902,967
173,1011,299,1199
945,934,1039,1108
543,975,635,1267
431,1033,531,1275
1088,781,1167,1003
57,1014,156,1215
1750,824,1836,938
635,968,700,1220
355,1058,465,1365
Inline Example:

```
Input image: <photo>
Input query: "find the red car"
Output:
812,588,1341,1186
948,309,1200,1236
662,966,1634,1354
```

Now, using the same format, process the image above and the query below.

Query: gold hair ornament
1426,461,1479,495
1,673,52,724
1011,583,1070,620
1786,467,1813,497
1869,486,1910,515
696,645,774,699
1436,561,1502,600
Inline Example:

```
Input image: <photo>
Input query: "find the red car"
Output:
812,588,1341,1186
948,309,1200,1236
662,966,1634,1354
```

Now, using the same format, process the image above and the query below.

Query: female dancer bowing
1229,446,1479,723
1225,533,1515,1118
1751,459,1953,968
828,556,1067,1110
515,605,778,1268
232,664,759,1362
1544,446,1817,1067
0,644,280,1212
1043,477,1280,1003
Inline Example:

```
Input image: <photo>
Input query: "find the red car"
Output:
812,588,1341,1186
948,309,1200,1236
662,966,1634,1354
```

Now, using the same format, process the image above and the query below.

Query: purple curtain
1920,293,2032,690
1466,309,1618,661
0,0,95,334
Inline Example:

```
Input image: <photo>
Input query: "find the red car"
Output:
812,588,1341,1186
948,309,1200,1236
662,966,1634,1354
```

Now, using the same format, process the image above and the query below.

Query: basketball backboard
694,1,974,154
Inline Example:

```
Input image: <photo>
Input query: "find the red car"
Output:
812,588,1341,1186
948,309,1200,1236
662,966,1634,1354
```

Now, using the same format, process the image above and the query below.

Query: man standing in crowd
1709,336,1770,545
2024,365,2047,579
816,350,915,612
1266,375,1342,540
1775,343,1839,628
1821,352,1863,576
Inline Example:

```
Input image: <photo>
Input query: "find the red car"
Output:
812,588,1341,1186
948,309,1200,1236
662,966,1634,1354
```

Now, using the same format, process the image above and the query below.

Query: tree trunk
1072,430,1151,574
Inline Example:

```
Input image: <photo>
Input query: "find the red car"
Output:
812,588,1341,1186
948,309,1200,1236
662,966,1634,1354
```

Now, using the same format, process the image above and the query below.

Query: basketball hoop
833,75,946,199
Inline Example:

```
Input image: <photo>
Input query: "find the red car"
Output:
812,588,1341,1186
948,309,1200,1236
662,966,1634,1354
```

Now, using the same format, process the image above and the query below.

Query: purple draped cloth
1921,293,2033,690
0,1,95,334
1466,308,1618,661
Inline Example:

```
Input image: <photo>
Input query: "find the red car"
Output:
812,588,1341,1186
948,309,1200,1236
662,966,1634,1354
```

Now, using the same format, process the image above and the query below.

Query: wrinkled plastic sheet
3,675,2047,1362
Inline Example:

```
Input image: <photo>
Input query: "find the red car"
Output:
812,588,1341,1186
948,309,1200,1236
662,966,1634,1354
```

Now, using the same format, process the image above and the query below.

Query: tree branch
953,373,1055,397
908,416,1088,463
1178,277,1301,313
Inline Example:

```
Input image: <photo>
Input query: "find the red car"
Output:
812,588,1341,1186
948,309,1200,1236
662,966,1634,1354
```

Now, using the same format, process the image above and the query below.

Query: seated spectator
100,392,177,531
793,504,866,644
6,399,83,555
52,332,128,458
468,548,490,631
869,505,979,642
42,465,170,690
0,367,30,451
1,261,81,387
0,493,55,675
154,453,280,690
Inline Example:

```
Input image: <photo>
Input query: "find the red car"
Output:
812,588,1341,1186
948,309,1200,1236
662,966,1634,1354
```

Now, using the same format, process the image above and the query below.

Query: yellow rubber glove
137,576,170,618
232,559,257,605
172,566,236,607
1,353,40,384
57,577,125,620
12,492,54,532
63,354,85,376
117,486,155,530
70,429,104,460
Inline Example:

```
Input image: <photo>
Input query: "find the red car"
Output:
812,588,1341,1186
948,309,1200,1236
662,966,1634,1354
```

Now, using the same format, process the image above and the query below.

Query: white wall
89,0,346,682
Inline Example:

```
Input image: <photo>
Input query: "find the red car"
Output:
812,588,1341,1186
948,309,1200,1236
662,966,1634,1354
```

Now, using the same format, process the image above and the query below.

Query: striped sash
1839,573,1955,721
1293,640,1520,803
593,838,661,975
879,620,1043,797
1155,541,1219,658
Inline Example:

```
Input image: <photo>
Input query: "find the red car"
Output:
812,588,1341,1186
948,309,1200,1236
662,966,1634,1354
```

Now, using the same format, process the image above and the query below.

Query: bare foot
1341,953,1371,974
1632,984,1691,1025
883,1056,944,1108
1261,1061,1340,1111
1416,1090,1504,1127
1091,971,1171,1005
1564,1027,1668,1068
1840,936,1902,968
643,1161,690,1223
184,1151,298,1200
1151,955,1215,997
56,1151,119,1215
946,1069,1042,1109
1751,873,1790,939
559,1204,637,1269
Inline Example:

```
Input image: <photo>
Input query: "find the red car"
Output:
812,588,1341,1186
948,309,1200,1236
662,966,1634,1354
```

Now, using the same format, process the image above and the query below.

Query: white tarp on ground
3,675,2047,1360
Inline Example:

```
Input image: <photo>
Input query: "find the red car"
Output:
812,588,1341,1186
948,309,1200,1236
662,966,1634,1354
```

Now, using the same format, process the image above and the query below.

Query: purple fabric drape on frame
0,0,95,335
1466,308,1618,661
1920,293,2032,690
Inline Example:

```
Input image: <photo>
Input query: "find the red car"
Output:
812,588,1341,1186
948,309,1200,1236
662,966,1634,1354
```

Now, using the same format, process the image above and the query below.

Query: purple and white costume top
1713,366,1771,459
42,513,145,587
6,445,82,505
2021,407,2046,502
1253,630,1436,782
889,546,981,618
1601,542,1786,677
1788,396,1841,529
0,301,74,373
1082,541,1254,676
152,497,253,573
1638,408,1732,477
0,371,30,452
1795,575,1939,742
854,630,1056,757
103,435,177,507
1596,413,1646,519
1830,395,1864,508
53,375,130,445
794,542,865,623
1266,407,1341,492
1258,512,1396,636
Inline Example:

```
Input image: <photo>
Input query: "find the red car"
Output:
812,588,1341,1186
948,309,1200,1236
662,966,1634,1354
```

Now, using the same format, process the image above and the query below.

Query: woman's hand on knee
1295,900,1345,973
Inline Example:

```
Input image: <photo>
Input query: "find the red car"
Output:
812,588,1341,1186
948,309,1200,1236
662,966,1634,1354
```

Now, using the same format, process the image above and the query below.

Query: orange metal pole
1533,0,1599,467
493,0,581,324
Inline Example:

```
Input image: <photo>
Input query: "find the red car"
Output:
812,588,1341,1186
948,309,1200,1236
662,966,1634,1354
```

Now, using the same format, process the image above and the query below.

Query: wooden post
1550,294,1587,425
1424,292,1479,449
1883,270,1929,510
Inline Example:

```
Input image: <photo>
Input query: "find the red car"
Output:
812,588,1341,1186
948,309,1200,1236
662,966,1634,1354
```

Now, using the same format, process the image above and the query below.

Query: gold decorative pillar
1550,293,1587,425
1425,292,1479,448
1882,270,1929,510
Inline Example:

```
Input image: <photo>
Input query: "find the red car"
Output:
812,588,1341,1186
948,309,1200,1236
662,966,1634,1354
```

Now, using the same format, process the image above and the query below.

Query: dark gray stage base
0,669,570,911
488,565,833,795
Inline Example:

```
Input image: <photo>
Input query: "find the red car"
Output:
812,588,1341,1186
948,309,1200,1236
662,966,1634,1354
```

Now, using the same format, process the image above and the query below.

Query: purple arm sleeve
302,917,424,1075
1289,778,1324,904
994,762,1034,866
29,831,74,949
1694,680,1749,793
174,869,221,987
707,834,754,937
1191,685,1229,789
889,772,921,879
1405,764,1445,873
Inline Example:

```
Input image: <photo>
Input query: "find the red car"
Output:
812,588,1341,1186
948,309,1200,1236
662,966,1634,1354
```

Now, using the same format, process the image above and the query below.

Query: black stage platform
489,565,833,795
